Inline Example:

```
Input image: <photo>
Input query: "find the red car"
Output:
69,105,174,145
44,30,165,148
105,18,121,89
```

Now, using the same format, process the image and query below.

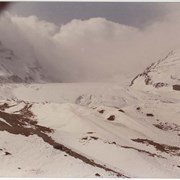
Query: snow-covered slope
1,47,180,177
0,41,47,83
130,50,180,91
0,80,180,177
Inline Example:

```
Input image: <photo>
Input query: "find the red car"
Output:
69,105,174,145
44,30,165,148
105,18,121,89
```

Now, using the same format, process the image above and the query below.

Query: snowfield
0,81,180,178
1,50,180,178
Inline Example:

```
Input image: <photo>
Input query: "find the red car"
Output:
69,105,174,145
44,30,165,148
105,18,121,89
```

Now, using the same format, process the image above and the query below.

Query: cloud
8,2,170,28
0,11,180,82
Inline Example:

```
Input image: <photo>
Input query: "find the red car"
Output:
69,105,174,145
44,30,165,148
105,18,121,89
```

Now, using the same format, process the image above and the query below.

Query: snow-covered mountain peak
130,49,180,90
1,43,180,177
0,41,47,83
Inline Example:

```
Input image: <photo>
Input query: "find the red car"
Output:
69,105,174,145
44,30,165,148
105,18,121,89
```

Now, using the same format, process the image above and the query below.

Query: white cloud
0,11,180,82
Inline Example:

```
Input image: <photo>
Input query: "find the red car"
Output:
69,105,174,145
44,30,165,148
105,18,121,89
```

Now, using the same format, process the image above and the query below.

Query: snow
131,50,180,90
0,132,116,178
0,42,47,83
1,50,180,177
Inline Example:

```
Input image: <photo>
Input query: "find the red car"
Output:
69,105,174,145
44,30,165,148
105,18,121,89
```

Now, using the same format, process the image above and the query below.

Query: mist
0,10,180,82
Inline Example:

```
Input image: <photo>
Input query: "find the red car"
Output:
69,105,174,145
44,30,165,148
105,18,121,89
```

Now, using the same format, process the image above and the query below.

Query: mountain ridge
130,50,180,90
0,41,47,83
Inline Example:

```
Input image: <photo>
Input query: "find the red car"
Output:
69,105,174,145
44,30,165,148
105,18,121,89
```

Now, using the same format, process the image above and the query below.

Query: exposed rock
98,110,105,114
146,113,154,117
107,115,115,121
95,173,101,177
118,109,125,113
173,85,180,91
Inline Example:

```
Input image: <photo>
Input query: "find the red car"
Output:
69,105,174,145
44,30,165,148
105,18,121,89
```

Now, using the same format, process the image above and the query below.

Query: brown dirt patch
154,122,180,132
108,141,164,159
0,102,127,177
132,138,180,156
0,103,16,111
120,145,165,159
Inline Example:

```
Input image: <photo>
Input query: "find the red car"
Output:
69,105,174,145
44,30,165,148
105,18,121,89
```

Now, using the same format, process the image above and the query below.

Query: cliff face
130,50,180,90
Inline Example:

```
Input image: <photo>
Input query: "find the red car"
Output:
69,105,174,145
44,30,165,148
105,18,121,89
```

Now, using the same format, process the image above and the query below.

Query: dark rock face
154,82,168,88
132,138,180,156
8,75,24,83
107,115,115,121
173,85,180,91
118,109,125,113
146,113,154,117
98,110,105,114
130,51,174,88
95,173,101,177
136,107,141,110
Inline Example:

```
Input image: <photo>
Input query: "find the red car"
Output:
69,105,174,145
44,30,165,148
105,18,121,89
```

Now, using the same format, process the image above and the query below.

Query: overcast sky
7,2,172,28
0,2,180,82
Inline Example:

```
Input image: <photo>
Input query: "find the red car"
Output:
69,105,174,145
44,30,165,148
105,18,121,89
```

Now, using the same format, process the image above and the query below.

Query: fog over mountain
0,3,180,82
2,3,180,178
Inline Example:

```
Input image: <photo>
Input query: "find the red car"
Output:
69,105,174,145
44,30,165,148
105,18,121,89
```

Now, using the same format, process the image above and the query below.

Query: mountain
0,41,47,83
0,81,179,177
130,50,180,91
0,49,180,177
